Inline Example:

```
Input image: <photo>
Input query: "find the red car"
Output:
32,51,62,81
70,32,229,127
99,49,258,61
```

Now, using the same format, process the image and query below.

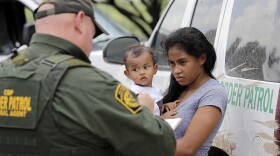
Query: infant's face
125,52,157,87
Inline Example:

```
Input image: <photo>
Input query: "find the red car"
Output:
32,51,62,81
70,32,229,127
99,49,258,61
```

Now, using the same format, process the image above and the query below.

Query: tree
94,0,169,38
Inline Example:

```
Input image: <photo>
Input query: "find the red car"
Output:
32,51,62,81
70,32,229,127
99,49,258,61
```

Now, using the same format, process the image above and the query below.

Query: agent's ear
199,53,207,65
74,11,85,34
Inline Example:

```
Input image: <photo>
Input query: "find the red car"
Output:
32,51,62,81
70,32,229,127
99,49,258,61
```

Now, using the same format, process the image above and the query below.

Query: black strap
35,55,73,80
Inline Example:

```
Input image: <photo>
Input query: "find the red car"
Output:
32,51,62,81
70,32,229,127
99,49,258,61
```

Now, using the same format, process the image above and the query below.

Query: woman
162,27,228,156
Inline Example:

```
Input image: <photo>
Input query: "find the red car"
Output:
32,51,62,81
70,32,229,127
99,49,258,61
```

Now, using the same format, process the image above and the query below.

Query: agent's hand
161,109,177,119
164,100,180,111
137,92,154,112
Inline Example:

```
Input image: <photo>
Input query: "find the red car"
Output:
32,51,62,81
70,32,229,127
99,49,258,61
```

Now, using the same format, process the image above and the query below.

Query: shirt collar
30,33,91,63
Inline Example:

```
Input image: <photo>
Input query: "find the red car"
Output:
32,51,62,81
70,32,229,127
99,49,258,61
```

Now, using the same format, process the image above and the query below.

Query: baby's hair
124,44,156,68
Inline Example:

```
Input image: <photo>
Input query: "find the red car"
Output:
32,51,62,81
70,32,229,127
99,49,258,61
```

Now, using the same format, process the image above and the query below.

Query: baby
124,44,163,115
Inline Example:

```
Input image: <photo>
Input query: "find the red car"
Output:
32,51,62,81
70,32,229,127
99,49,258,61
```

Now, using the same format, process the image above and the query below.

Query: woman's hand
164,100,180,111
161,109,178,119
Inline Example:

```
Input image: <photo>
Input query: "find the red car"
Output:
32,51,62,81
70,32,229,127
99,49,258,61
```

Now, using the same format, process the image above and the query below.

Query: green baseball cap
33,0,109,38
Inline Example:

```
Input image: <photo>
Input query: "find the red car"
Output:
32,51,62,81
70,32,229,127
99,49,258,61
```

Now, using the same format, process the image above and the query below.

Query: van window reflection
225,0,280,83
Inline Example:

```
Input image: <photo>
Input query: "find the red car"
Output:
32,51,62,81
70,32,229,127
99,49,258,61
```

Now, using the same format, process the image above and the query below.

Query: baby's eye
132,68,139,72
144,65,150,70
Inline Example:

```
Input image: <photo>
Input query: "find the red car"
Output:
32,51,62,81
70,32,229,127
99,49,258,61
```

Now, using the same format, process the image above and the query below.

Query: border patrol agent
0,0,176,155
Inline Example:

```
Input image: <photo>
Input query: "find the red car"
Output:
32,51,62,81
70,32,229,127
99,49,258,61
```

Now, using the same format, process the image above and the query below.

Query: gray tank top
174,79,228,156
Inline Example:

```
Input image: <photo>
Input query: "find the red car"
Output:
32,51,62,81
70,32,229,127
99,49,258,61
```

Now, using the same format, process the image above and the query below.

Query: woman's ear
199,53,207,65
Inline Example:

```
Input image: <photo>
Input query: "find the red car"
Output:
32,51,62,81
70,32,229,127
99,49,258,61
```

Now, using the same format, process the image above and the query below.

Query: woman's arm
174,105,221,156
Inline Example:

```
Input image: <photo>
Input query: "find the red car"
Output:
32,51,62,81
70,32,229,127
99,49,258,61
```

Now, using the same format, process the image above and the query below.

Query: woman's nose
173,65,181,74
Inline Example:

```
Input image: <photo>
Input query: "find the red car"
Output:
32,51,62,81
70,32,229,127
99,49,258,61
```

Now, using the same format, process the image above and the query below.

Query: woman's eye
179,60,186,65
169,61,175,66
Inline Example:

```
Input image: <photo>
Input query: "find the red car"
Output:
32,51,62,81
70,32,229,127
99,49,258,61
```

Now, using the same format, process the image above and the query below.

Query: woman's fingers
169,109,177,115
162,109,178,119
164,100,181,112
174,100,180,106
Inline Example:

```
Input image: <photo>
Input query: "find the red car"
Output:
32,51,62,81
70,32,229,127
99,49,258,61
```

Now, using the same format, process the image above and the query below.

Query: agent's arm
97,83,176,156
54,68,176,156
137,91,154,112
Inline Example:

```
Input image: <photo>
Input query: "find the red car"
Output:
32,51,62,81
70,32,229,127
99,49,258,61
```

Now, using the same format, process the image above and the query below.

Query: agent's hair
163,27,217,103
123,44,156,69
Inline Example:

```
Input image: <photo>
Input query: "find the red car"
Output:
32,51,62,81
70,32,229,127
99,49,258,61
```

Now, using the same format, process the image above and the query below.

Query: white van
94,0,280,155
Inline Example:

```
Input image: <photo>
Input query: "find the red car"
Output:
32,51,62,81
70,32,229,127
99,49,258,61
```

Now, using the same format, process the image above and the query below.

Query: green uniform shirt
27,33,176,156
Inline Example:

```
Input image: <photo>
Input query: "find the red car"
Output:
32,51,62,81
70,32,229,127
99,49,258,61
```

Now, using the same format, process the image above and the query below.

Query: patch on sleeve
115,84,142,114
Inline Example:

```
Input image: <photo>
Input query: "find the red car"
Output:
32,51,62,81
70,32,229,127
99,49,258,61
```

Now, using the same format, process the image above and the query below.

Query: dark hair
123,44,156,68
163,27,217,103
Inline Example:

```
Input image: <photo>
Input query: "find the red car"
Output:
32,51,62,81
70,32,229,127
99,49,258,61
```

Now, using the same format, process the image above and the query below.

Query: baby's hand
164,100,180,111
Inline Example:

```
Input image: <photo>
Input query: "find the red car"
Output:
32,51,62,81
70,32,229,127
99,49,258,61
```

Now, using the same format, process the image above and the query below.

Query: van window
152,0,189,67
191,0,223,45
225,0,280,83
152,0,222,68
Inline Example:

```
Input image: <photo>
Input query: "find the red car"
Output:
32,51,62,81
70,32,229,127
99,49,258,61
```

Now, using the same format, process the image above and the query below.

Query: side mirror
103,36,140,64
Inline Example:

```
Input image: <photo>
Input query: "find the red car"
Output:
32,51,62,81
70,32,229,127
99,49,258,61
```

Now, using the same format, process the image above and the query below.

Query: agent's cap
33,0,109,38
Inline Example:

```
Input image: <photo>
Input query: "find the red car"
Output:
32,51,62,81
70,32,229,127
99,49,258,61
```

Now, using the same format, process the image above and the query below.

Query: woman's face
168,46,205,86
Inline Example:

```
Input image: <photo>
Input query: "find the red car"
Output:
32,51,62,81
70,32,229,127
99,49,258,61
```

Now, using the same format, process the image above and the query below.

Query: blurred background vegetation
33,0,169,39
94,0,169,39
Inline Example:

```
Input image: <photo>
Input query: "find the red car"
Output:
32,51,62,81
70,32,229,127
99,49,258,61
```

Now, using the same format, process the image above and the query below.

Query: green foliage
97,4,147,39
96,4,147,39
31,0,169,39
24,8,35,24
96,0,169,39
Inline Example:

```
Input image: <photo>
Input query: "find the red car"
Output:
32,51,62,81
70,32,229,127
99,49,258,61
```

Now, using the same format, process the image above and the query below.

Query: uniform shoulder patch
115,84,142,114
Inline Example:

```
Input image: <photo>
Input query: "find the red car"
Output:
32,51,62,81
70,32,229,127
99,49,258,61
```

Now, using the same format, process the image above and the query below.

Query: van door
146,0,190,93
214,0,280,155
149,0,224,93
